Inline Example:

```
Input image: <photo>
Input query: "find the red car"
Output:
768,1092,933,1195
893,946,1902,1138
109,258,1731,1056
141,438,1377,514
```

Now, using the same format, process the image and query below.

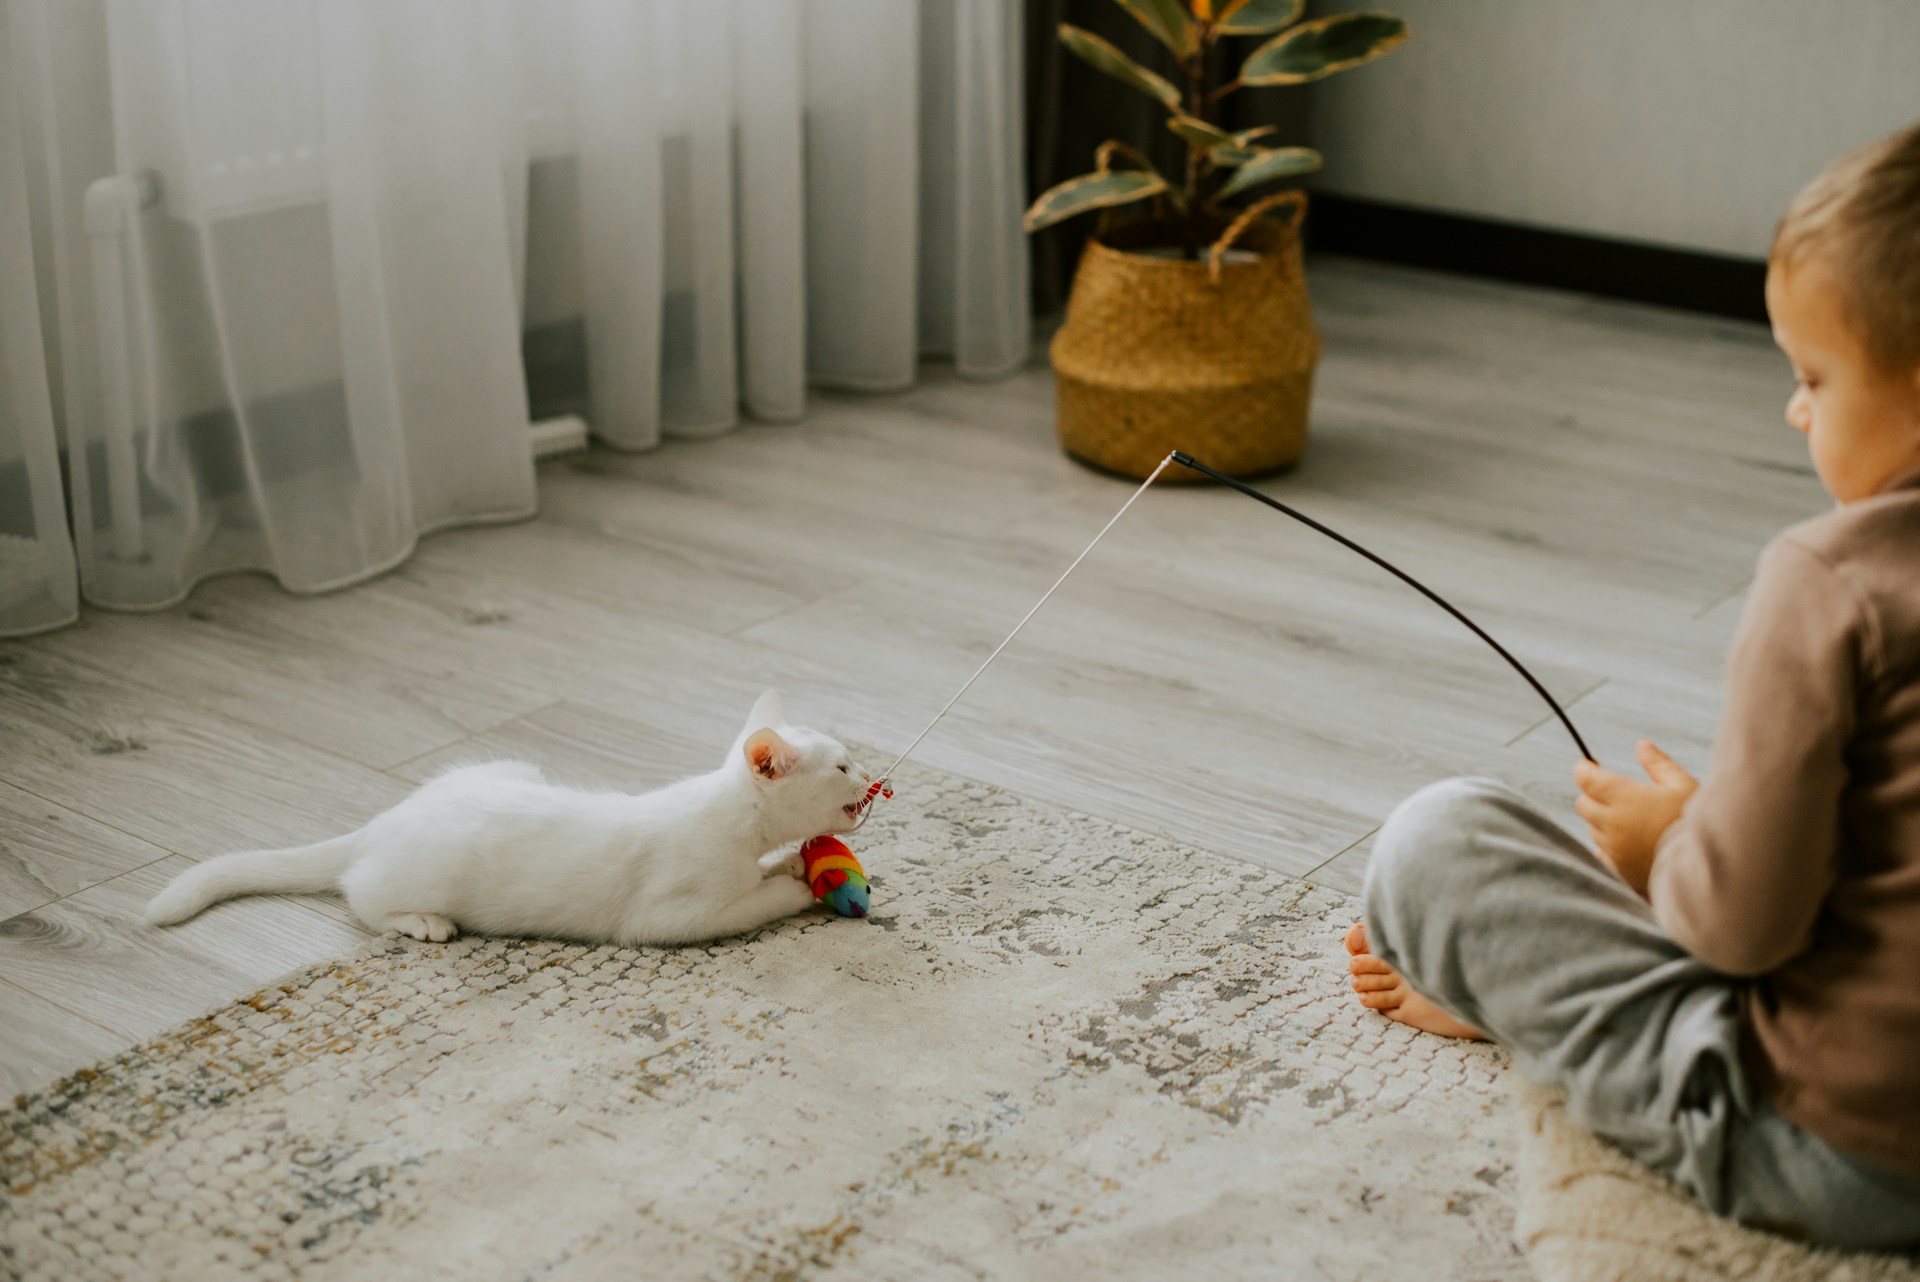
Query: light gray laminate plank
518,395,1102,644
0,779,171,921
15,583,555,771
1013,475,1749,682
0,646,412,859
1306,260,1819,575
390,699,718,789
252,515,943,775
1301,829,1379,899
1307,256,1798,458
1010,346,1814,699
334,563,849,753
400,500,823,638
526,361,1186,622
1693,583,1751,635
0,857,369,1046
719,506,1616,874
1307,664,1728,899
0,979,132,1104
1285,405,1813,614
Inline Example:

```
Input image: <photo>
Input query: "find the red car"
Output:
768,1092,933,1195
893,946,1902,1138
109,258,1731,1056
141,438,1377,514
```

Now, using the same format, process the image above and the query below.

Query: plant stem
1181,34,1211,259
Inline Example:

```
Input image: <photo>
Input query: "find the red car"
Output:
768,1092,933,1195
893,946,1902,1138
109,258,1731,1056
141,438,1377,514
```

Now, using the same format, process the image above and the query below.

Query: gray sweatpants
1361,776,1920,1253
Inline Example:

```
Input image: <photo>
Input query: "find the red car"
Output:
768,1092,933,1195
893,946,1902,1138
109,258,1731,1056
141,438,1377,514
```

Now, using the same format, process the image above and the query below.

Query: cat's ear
743,688,784,736
743,728,799,780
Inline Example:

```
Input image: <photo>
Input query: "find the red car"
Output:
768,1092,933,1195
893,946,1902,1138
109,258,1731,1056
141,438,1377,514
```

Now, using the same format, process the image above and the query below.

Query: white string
855,452,1176,822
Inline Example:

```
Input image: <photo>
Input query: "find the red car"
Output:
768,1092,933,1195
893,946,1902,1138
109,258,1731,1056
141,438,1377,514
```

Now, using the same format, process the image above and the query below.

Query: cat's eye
837,764,849,773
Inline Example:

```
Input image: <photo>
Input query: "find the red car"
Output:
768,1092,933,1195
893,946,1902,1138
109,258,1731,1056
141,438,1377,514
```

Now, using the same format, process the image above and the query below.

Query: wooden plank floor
0,257,1825,1098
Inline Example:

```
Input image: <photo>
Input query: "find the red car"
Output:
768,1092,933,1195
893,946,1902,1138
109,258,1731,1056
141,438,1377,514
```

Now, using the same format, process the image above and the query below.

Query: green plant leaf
1207,134,1286,167
1113,0,1194,58
1241,13,1408,85
1058,24,1183,109
1168,114,1237,149
1215,0,1305,36
1024,169,1170,233
1208,145,1262,167
1216,146,1322,198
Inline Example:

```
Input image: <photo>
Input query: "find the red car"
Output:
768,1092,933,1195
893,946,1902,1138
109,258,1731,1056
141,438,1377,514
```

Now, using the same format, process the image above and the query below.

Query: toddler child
1346,121,1920,1251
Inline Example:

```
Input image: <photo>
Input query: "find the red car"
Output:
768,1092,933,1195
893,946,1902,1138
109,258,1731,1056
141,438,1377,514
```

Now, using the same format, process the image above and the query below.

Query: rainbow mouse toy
799,836,870,918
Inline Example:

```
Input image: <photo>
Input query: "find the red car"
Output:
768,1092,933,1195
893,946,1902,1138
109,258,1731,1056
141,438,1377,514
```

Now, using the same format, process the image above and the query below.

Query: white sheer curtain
0,0,1029,636
0,2,76,634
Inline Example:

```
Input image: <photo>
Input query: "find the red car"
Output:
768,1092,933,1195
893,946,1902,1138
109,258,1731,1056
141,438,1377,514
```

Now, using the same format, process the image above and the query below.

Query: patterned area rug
1,764,1525,1281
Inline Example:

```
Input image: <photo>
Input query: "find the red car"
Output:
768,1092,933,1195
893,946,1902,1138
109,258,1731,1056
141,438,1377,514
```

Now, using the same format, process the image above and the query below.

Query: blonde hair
1770,120,1920,374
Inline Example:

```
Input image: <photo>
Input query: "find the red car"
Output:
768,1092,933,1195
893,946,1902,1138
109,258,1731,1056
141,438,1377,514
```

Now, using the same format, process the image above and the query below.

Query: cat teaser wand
841,448,1594,839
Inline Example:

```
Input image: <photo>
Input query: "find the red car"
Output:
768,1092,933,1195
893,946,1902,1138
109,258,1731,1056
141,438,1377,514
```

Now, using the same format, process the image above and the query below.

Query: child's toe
1344,921,1370,955
1349,954,1395,976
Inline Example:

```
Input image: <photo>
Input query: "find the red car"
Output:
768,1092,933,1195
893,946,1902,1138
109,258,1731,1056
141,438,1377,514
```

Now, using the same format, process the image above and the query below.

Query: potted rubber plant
1028,0,1407,479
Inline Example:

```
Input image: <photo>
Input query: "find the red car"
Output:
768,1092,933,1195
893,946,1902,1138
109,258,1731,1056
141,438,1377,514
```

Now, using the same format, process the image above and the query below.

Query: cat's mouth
842,803,860,818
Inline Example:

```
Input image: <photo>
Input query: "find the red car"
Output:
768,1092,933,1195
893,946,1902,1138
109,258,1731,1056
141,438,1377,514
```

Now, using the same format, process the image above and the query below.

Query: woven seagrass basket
1050,191,1321,481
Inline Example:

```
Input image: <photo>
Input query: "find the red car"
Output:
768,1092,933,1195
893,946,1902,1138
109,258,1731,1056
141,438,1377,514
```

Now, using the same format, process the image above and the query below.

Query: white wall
1308,0,1920,259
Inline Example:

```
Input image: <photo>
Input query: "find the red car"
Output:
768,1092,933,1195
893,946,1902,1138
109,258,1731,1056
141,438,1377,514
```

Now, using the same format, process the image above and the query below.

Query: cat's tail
144,833,361,925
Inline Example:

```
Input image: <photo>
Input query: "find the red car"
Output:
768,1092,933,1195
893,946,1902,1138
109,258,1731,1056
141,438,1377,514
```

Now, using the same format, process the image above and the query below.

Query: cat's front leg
757,846,806,880
699,874,816,940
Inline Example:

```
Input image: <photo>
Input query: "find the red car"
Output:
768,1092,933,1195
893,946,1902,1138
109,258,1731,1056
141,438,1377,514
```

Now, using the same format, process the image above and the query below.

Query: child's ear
743,688,784,737
743,728,798,780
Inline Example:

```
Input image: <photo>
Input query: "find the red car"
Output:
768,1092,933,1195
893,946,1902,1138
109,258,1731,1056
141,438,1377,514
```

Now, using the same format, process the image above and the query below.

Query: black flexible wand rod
1170,451,1595,763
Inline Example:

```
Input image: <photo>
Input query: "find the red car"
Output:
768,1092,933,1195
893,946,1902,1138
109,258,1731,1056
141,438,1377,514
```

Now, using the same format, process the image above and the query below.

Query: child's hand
1573,741,1699,897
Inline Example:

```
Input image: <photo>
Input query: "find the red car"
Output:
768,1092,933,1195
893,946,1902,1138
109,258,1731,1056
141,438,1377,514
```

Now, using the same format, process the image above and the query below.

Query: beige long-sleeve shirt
1651,467,1920,1178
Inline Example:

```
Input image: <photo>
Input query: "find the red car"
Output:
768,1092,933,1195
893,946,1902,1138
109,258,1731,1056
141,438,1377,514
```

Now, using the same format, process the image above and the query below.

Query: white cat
145,690,872,945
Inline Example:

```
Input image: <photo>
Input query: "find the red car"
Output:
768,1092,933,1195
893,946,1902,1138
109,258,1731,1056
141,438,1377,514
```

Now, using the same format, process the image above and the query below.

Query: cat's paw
758,848,807,880
389,912,458,943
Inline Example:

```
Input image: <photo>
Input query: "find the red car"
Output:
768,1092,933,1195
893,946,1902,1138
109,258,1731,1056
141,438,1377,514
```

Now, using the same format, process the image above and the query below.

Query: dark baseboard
1304,193,1769,325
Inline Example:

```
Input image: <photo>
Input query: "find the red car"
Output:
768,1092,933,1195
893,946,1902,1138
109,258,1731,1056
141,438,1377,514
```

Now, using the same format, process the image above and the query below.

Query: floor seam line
1504,676,1610,748
1303,823,1383,880
0,972,134,1041
1691,576,1751,620
379,698,567,776
0,778,178,861
9,646,422,778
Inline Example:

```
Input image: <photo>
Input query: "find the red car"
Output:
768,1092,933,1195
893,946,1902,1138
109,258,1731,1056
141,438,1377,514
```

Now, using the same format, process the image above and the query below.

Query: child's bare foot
1344,922,1487,1041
